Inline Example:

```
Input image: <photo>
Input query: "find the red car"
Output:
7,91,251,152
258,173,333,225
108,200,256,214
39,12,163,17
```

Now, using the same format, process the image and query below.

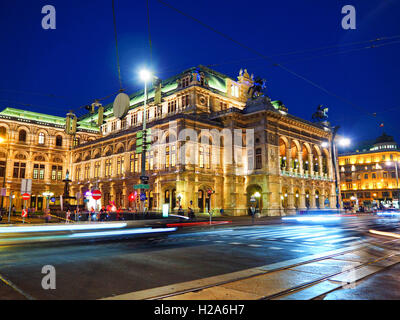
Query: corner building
0,108,98,210
338,133,400,209
71,66,337,216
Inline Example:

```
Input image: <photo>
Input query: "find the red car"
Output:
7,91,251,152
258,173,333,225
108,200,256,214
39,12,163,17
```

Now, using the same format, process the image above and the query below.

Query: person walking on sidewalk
66,210,71,224
250,206,256,225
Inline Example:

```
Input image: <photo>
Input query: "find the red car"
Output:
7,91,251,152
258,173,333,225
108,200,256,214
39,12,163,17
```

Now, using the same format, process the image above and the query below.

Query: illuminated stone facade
71,66,337,216
0,108,99,211
0,66,337,215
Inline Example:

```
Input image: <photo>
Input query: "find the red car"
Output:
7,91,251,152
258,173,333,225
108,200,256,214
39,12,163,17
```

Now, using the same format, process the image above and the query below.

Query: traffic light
129,192,137,202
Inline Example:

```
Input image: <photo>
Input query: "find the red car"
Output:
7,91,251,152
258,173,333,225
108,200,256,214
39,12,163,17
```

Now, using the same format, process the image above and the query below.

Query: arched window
56,135,63,147
38,132,45,144
19,130,27,142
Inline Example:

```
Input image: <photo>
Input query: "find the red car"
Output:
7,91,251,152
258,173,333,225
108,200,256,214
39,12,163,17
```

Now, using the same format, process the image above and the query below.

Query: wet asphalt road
0,215,398,300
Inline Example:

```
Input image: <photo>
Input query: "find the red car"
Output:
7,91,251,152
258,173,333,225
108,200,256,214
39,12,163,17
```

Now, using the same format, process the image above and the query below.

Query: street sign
136,129,151,139
162,203,169,218
135,145,151,154
22,193,30,200
92,189,102,200
140,192,146,201
51,197,56,202
134,184,150,189
140,175,149,183
21,179,32,193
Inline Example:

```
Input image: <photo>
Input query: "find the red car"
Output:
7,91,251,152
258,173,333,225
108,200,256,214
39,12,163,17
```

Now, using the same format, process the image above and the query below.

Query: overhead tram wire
154,35,400,77
112,0,124,92
156,0,389,120
205,35,400,68
279,39,400,64
147,0,153,65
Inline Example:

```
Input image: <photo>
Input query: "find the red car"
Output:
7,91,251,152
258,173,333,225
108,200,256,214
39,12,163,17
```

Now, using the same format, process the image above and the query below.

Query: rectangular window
168,100,177,114
0,161,6,178
131,113,138,126
181,77,189,88
255,148,262,169
171,146,176,167
134,154,139,173
39,164,45,180
166,146,170,168
105,159,112,177
51,165,57,180
182,95,189,108
94,162,100,178
84,164,90,179
13,162,26,179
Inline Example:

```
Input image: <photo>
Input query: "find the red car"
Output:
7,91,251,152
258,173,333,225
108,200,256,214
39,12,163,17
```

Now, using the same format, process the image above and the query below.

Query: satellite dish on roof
113,92,130,119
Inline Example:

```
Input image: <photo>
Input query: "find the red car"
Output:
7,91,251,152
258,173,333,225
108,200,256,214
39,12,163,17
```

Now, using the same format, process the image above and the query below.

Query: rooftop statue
247,76,266,99
311,105,329,122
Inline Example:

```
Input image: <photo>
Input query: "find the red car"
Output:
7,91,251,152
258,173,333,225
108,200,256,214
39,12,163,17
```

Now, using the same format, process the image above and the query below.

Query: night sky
0,0,399,148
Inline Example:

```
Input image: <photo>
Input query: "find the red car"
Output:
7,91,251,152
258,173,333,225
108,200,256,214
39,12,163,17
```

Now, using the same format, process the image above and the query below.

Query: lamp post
139,69,152,215
253,191,261,213
177,193,182,208
0,137,7,213
42,191,54,210
325,126,350,211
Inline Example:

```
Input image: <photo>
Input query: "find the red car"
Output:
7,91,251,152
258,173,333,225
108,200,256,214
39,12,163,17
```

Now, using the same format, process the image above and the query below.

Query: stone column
308,153,313,176
287,184,296,215
310,188,317,209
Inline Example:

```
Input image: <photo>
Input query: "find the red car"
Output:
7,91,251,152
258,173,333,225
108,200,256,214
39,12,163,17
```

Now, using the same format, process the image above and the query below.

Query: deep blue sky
0,0,399,147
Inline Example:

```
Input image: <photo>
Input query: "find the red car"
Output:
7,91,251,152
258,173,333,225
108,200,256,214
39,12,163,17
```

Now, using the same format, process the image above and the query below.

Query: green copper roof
0,107,65,125
78,65,232,123
0,107,99,132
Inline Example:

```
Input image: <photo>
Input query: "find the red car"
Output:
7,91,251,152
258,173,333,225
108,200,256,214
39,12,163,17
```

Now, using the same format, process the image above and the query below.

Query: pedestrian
188,205,195,220
250,206,255,224
44,208,51,223
66,210,71,224
178,205,184,216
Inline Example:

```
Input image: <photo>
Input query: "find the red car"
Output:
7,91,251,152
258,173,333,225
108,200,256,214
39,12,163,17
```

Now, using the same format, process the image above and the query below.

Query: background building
338,132,400,209
0,108,99,211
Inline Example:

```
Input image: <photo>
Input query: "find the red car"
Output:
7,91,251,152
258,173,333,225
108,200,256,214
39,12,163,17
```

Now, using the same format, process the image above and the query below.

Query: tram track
144,236,400,301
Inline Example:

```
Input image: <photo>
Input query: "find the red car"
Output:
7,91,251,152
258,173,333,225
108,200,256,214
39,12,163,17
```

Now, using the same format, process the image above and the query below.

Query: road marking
283,240,294,242
309,234,342,241
269,247,282,250
248,244,262,247
288,232,328,240
230,242,242,245
326,236,360,244
291,249,305,253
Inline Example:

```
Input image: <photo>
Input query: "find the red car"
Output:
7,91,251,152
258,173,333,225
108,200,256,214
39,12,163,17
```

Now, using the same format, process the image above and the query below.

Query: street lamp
253,191,261,213
42,191,54,210
0,137,7,213
326,126,351,210
177,193,182,207
139,68,153,214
